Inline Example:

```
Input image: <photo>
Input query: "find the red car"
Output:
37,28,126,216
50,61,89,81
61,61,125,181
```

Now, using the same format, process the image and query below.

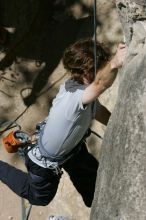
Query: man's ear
83,72,94,84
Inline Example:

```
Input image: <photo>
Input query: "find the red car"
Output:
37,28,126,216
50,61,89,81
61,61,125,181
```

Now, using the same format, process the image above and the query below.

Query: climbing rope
93,0,97,78
92,0,103,140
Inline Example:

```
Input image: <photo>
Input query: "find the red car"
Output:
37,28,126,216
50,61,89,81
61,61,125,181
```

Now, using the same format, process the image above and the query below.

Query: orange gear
2,130,29,153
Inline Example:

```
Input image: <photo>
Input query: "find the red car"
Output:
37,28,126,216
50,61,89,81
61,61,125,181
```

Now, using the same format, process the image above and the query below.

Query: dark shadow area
0,0,100,106
53,0,94,15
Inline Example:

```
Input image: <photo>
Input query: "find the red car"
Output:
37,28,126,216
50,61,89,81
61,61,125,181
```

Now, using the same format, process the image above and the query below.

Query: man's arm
82,43,127,104
95,104,111,126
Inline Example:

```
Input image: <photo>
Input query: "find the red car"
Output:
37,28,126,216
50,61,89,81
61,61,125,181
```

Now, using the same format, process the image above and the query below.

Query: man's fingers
118,43,127,49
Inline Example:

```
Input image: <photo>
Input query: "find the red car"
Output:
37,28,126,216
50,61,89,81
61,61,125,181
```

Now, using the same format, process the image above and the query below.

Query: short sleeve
65,89,86,121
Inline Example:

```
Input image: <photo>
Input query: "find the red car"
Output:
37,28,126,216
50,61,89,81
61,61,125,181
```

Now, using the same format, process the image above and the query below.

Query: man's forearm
94,61,118,93
82,44,126,104
82,63,118,104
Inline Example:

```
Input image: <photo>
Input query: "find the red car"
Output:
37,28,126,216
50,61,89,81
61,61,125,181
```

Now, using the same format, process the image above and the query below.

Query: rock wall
91,1,146,219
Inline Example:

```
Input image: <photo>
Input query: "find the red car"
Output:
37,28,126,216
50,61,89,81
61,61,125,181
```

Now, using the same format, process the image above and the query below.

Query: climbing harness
28,120,82,175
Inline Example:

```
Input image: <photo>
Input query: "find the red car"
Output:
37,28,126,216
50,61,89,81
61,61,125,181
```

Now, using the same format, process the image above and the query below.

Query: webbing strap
84,128,103,140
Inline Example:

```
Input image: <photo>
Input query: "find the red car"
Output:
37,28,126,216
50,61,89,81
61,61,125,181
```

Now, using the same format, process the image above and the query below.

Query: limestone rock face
116,0,146,44
91,1,146,220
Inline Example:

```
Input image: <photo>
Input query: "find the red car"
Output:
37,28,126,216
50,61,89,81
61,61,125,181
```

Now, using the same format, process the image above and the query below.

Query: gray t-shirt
28,79,101,167
37,79,100,157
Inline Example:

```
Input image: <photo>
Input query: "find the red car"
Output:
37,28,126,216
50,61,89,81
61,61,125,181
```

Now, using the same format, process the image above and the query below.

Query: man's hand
110,43,127,70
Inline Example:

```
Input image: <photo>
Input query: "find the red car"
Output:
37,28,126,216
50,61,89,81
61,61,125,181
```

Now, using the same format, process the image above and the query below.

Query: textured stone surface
91,2,146,219
116,0,146,44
